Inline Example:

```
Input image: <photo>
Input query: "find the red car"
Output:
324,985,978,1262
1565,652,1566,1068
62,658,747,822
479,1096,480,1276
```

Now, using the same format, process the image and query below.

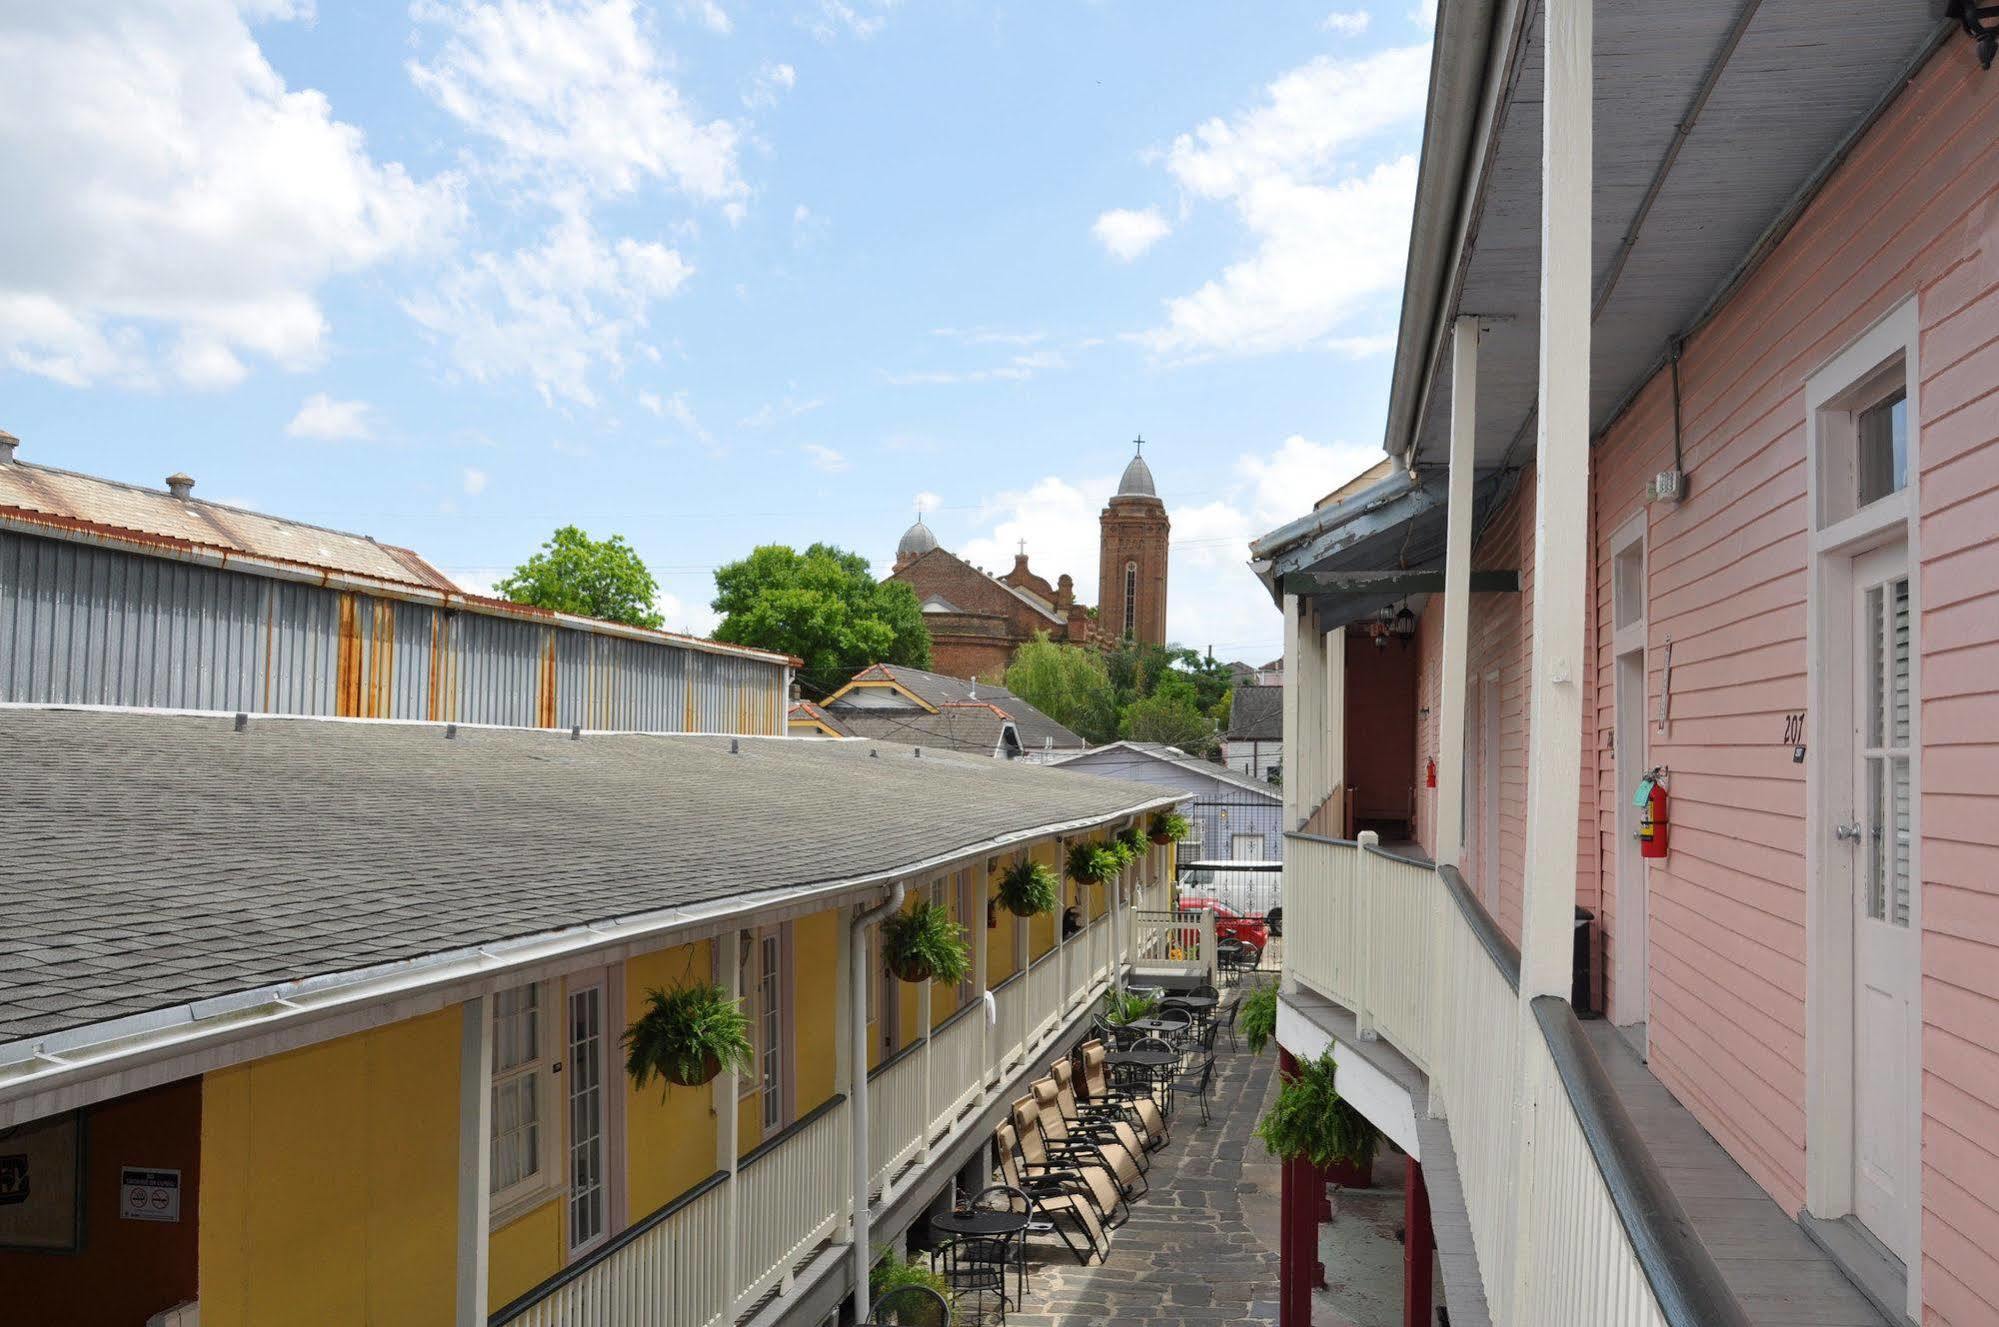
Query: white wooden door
565,974,610,1256
1847,543,1917,1260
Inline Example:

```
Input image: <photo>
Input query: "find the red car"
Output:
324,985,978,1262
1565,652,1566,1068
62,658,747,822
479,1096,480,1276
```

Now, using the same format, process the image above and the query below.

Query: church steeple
1099,437,1170,646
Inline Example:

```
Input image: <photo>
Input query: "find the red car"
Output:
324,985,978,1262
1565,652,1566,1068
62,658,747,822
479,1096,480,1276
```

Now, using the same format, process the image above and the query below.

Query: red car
1175,895,1269,961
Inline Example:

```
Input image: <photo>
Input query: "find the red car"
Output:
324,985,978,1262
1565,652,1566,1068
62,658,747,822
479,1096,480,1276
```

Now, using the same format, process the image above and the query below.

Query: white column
1324,625,1346,830
455,996,492,1327
1281,594,1304,829
717,930,743,1309
1513,0,1592,1314
1437,317,1479,869
1519,0,1593,1003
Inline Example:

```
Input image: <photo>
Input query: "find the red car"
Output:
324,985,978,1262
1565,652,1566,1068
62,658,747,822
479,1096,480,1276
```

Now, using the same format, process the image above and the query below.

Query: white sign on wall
119,1167,180,1223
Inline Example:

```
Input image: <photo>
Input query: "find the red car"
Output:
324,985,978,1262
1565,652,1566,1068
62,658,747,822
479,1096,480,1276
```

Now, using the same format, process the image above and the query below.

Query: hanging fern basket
666,1052,723,1088
998,860,1060,918
623,982,754,1094
882,901,971,986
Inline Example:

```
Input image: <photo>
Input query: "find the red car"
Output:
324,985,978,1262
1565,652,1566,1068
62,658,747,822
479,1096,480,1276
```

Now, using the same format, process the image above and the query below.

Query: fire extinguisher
1425,757,1437,789
1638,769,1669,859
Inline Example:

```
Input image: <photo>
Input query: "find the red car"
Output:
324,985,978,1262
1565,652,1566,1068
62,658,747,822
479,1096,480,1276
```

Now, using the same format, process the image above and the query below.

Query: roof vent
730,738,740,754
571,725,582,740
0,430,17,464
234,712,249,732
166,472,195,499
445,723,458,740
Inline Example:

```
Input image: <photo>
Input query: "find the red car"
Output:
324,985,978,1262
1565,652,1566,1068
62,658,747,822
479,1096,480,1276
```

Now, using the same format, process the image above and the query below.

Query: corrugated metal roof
0,706,1173,1046
0,460,457,591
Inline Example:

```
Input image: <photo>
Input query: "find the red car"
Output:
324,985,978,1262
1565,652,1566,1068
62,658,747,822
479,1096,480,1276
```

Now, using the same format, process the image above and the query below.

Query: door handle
1834,821,1864,843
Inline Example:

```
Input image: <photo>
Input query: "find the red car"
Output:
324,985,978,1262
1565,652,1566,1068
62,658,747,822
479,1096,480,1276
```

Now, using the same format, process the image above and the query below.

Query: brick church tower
1098,440,1170,646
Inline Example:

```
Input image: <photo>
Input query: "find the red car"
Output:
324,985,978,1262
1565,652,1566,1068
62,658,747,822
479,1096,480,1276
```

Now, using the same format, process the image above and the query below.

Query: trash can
1573,906,1598,1017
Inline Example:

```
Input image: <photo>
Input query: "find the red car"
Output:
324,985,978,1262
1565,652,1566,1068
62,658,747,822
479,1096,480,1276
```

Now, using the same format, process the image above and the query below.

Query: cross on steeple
1017,538,1027,557
1133,435,1144,455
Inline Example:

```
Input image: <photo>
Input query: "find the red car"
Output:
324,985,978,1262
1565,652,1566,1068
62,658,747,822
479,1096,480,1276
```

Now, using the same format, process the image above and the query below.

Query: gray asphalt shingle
0,708,1172,1044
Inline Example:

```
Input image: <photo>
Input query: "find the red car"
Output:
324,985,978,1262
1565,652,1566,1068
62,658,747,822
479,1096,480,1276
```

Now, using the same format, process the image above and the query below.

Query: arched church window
1123,561,1137,638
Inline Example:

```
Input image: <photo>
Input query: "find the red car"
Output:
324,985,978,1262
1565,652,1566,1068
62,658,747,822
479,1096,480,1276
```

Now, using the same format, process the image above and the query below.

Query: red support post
1404,1155,1434,1327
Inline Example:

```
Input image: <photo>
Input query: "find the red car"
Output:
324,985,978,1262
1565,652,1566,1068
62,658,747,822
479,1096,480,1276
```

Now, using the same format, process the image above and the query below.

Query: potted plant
1114,826,1146,861
998,859,1060,917
623,983,755,1091
1148,811,1191,845
1254,1051,1380,1188
1239,982,1279,1055
1099,988,1159,1026
1065,841,1120,886
870,1251,953,1309
882,901,972,985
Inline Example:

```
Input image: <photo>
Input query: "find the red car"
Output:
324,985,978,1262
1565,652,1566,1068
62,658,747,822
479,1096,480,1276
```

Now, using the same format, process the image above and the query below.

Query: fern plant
1239,982,1279,1055
998,859,1060,917
882,901,972,985
623,983,754,1092
1114,826,1146,861
1065,841,1121,885
870,1251,953,1308
1099,988,1160,1026
1148,811,1191,844
1254,1051,1379,1173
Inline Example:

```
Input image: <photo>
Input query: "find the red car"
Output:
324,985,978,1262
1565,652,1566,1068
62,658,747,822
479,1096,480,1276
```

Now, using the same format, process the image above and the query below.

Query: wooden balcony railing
494,912,1122,1326
1282,833,1750,1327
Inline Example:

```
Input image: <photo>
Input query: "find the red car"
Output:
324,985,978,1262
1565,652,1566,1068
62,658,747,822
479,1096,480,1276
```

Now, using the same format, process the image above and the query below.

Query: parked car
1174,894,1269,962
1176,861,1281,929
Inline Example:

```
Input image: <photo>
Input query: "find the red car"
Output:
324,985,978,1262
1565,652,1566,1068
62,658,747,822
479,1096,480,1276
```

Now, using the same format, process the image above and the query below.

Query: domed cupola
1116,449,1157,500
896,515,939,565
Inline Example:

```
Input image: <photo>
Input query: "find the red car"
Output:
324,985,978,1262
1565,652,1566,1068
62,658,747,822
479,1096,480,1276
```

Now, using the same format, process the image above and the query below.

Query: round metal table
1165,993,1218,1012
1103,1047,1179,1071
930,1208,1031,1240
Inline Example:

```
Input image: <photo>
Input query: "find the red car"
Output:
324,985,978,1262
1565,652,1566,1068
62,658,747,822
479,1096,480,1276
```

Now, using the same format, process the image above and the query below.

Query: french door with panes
566,973,610,1256
1847,543,1916,1261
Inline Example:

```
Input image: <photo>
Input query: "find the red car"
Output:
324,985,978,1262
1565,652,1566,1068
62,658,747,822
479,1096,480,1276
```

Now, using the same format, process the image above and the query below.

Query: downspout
849,879,906,1317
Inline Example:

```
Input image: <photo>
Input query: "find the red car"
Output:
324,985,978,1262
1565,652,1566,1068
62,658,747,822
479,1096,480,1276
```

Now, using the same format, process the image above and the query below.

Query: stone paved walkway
1001,1033,1285,1326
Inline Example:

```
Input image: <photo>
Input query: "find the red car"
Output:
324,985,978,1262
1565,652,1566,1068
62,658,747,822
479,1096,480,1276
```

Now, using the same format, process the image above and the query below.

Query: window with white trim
755,930,784,1130
491,982,553,1211
1816,353,1910,530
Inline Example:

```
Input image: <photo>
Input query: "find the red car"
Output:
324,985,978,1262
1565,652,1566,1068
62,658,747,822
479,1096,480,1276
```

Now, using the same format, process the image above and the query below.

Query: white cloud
739,395,824,428
1142,44,1429,358
801,0,895,41
445,565,511,596
0,1,459,388
1322,9,1370,35
653,588,721,637
803,443,849,473
403,211,692,406
885,349,1066,386
743,61,796,110
679,0,730,34
652,388,713,445
409,0,747,210
959,475,1111,599
286,392,375,440
462,465,489,495
914,490,941,513
1325,331,1397,357
1236,434,1381,525
930,327,1045,347
1092,207,1172,262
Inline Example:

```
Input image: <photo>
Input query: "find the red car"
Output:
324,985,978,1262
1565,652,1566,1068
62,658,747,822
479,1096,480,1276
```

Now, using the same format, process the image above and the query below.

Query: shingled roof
1225,685,1283,742
834,701,1021,757
0,708,1173,1058
828,663,1085,753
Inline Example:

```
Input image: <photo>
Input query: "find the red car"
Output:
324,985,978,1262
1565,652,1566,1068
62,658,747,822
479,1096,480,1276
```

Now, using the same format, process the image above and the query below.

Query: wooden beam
1281,569,1518,596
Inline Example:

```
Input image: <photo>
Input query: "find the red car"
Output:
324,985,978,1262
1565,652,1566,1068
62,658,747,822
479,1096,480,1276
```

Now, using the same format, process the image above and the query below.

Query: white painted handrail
929,1007,983,1141
1027,949,1062,1043
737,1098,850,1311
867,1041,927,1198
991,975,1026,1079
496,1173,731,1327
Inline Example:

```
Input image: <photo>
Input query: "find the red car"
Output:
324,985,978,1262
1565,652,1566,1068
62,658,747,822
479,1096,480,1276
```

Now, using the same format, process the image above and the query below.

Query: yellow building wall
1028,840,1059,962
986,859,1019,982
793,906,842,1114
200,1008,460,1327
896,891,925,1049
623,940,721,1222
489,1199,563,1308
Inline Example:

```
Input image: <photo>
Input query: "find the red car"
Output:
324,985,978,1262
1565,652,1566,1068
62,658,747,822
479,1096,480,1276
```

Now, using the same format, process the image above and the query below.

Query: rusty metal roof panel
0,462,458,591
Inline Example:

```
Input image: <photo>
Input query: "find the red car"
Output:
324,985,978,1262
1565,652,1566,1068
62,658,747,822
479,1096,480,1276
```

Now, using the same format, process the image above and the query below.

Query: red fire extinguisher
1425,757,1437,789
1638,771,1669,859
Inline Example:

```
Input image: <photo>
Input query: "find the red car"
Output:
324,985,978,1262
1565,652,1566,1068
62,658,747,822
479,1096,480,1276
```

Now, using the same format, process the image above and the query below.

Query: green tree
498,525,664,629
1122,669,1218,755
710,543,930,691
1004,635,1120,745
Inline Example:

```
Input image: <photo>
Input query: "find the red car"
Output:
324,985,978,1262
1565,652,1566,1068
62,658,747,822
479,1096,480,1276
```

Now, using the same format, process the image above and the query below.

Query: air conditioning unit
1648,468,1686,503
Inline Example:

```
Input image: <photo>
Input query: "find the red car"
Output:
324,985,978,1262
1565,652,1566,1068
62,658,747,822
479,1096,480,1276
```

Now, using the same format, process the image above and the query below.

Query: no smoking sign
119,1167,181,1223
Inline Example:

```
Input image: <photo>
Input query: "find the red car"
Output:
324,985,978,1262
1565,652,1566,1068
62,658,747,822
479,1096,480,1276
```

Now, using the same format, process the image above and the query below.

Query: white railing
500,901,1127,1327
1026,949,1062,1043
1132,907,1217,980
991,974,1026,1079
929,1006,983,1141
1282,833,1748,1327
867,1041,927,1197
737,1098,849,1310
497,1171,731,1327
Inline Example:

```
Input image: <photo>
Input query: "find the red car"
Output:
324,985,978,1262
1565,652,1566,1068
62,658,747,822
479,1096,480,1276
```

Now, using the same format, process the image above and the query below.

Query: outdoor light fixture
1953,0,1999,68
1393,603,1417,645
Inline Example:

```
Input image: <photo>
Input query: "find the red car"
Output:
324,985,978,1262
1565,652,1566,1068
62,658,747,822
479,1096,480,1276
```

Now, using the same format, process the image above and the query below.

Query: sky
0,0,1434,667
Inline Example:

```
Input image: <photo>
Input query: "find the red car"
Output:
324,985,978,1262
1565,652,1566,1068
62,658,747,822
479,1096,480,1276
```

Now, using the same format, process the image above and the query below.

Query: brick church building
888,442,1170,680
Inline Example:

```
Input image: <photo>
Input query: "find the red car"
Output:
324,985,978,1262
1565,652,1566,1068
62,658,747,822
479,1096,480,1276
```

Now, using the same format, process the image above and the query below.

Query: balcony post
1355,830,1378,1038
1436,316,1478,870
1324,623,1345,826
1281,594,1305,829
454,995,492,1327
974,861,991,1089
1513,0,1593,1313
718,929,743,1311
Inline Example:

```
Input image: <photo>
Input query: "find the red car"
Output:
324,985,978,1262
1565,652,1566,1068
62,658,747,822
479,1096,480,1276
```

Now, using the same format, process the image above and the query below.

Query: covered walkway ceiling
1389,0,1952,475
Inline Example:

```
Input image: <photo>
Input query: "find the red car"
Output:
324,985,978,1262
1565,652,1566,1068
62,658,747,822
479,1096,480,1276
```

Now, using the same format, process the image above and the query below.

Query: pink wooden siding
1381,39,1998,1324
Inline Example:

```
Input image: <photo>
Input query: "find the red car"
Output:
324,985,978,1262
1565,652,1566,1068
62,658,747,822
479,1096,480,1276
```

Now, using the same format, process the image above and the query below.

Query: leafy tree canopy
710,543,930,691
1004,634,1120,744
498,525,664,629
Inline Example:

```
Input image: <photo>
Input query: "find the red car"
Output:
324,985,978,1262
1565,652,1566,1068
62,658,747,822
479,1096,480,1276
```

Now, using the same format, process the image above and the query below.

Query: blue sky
0,0,1433,665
